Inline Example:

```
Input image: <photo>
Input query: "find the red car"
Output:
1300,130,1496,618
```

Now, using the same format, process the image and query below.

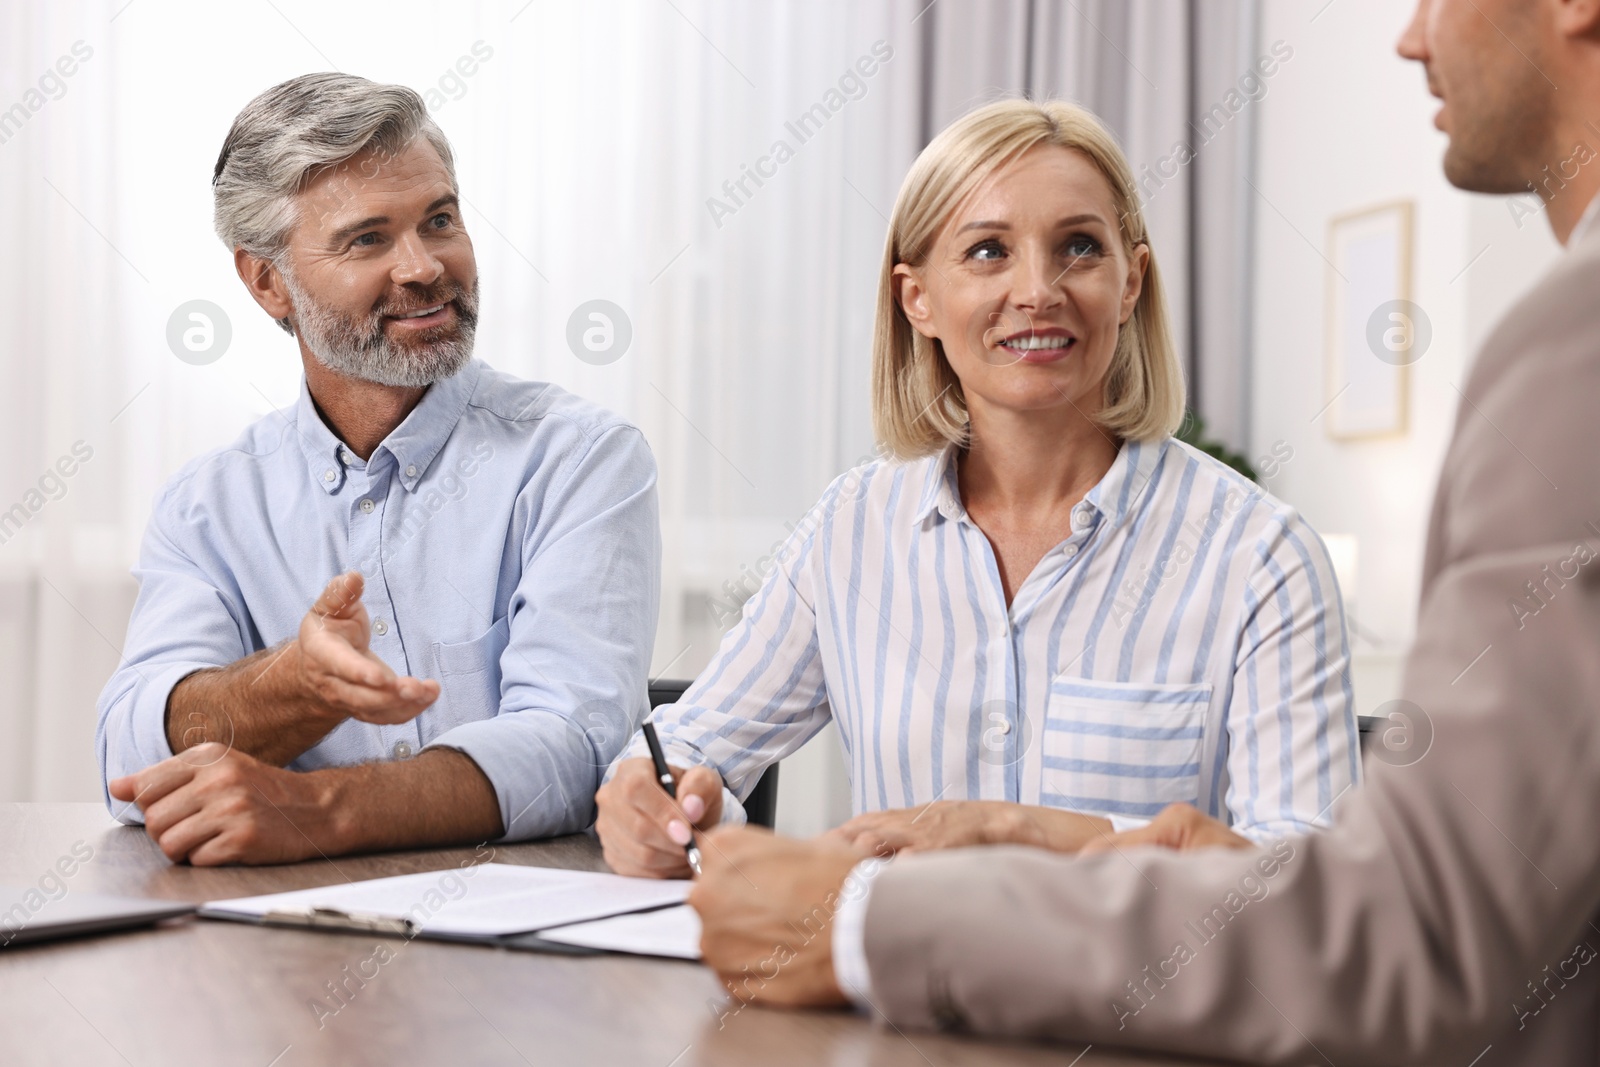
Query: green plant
1175,411,1257,482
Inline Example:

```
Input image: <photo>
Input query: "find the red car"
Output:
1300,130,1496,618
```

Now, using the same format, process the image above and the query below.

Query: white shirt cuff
718,785,747,826
1108,813,1152,834
831,856,890,1010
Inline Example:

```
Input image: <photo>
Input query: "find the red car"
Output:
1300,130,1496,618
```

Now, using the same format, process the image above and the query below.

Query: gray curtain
916,0,1261,453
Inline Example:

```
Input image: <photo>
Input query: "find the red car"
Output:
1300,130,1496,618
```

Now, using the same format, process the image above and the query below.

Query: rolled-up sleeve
95,487,250,823
427,424,661,841
1225,511,1361,840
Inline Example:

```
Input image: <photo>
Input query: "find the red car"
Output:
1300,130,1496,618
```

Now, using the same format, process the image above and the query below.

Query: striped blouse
644,437,1360,840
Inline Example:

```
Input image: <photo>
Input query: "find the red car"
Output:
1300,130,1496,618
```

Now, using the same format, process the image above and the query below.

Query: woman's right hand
595,756,725,878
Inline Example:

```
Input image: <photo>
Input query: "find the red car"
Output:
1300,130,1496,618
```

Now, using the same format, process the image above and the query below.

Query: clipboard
248,906,608,956
250,904,607,956
200,863,691,956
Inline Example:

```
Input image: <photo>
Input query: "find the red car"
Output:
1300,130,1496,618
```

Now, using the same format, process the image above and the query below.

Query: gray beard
283,271,479,388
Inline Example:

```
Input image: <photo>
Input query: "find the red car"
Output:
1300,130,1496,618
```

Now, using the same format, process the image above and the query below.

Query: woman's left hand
828,800,1047,855
1077,802,1254,855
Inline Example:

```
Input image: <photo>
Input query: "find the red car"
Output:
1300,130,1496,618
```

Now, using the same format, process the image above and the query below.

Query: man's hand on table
109,743,340,865
110,743,504,866
688,826,865,1008
690,805,1259,1011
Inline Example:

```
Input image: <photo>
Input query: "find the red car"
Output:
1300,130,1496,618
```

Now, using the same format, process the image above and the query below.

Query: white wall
1249,0,1560,714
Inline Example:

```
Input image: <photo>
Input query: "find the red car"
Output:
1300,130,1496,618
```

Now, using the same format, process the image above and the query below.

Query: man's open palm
296,571,439,725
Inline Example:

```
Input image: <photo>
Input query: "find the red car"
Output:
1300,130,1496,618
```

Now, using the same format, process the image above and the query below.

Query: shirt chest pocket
1041,677,1212,816
430,615,511,730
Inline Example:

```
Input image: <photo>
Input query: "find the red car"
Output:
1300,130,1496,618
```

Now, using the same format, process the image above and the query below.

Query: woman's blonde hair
872,98,1185,458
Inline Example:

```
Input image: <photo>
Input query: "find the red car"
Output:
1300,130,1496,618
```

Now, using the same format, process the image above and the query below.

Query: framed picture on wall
1323,200,1417,440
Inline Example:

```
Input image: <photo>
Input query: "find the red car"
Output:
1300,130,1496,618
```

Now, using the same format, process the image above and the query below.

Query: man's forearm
317,747,503,854
165,641,341,766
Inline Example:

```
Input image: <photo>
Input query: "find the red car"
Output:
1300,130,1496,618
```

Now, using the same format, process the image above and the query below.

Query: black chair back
647,680,779,829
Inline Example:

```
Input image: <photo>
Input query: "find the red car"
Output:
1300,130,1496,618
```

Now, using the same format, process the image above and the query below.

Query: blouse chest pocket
1041,677,1213,817
430,615,511,731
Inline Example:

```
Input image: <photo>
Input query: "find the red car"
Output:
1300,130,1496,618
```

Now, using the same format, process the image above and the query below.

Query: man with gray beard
97,73,660,864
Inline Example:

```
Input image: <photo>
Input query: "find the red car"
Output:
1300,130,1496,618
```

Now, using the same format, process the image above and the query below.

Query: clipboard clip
263,906,419,938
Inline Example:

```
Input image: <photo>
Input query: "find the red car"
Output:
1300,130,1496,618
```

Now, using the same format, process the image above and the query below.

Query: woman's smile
994,326,1078,364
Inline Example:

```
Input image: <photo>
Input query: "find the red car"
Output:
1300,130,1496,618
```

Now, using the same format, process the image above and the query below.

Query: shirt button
998,719,1012,735
340,449,354,465
393,741,413,760
359,498,375,514
1063,543,1079,558
323,469,336,483
372,618,389,636
1073,505,1094,526
405,464,418,478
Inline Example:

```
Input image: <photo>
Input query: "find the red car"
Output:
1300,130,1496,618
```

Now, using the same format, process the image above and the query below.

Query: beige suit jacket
864,222,1600,1065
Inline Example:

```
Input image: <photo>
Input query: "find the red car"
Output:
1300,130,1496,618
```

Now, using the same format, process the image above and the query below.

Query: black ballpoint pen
641,721,703,876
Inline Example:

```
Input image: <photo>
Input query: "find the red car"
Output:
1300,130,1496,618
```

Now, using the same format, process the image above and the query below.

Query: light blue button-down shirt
96,359,661,841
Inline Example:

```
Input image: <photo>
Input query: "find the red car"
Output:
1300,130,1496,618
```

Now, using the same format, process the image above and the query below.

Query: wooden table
0,803,1229,1067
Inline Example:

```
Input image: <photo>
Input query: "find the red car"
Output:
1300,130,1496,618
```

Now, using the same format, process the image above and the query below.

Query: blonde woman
597,98,1358,876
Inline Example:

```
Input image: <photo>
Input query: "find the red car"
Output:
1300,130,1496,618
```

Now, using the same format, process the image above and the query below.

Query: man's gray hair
212,72,456,260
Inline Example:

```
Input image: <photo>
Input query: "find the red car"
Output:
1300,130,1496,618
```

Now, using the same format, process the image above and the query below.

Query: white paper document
538,903,702,959
199,863,690,938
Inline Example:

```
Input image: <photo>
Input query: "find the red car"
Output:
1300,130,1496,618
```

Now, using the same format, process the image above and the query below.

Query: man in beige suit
688,0,1600,1062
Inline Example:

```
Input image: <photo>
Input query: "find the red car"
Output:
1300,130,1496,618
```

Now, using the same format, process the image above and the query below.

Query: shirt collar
294,359,483,495
910,436,1167,531
1568,190,1600,251
1083,437,1165,530
911,444,964,524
